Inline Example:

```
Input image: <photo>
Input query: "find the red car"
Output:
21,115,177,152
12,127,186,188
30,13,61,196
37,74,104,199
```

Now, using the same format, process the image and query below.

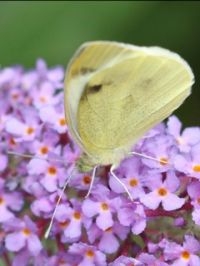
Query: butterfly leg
110,165,133,201
129,151,167,164
44,168,75,238
85,165,98,198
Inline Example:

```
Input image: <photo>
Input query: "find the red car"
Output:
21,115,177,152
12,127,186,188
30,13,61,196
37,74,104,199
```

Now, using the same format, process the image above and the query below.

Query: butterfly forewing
64,41,194,167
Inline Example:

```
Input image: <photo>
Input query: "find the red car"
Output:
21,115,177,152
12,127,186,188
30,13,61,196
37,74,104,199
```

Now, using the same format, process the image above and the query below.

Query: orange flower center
73,211,81,220
105,227,112,232
39,96,46,103
197,197,200,204
181,250,190,260
12,93,19,100
58,259,66,265
26,127,34,135
59,220,70,228
0,197,4,205
158,187,167,196
59,118,66,126
101,202,109,211
9,137,16,146
86,249,94,257
193,164,200,172
129,178,138,187
40,146,49,155
159,157,168,166
48,166,57,175
83,175,91,185
22,228,31,236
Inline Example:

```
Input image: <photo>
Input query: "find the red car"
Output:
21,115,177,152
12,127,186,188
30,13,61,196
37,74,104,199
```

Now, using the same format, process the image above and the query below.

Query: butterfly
64,41,194,172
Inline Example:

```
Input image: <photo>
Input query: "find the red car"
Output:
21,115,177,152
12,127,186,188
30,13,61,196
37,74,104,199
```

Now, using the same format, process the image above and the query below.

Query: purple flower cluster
1,59,200,265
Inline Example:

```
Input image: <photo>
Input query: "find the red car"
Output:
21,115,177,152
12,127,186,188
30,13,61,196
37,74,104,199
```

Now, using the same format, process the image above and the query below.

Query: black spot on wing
71,66,96,77
141,78,152,89
87,84,102,94
80,67,96,75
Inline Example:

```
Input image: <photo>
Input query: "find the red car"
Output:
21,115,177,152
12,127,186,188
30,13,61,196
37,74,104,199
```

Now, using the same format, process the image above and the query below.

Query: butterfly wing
64,41,194,166
64,41,143,155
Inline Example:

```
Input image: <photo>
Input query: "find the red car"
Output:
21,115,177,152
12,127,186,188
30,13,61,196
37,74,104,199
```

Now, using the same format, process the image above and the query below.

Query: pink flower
163,235,200,265
109,255,142,266
27,158,66,192
140,171,185,210
39,105,67,134
0,178,23,222
68,242,106,266
4,216,42,256
55,200,89,240
109,157,145,199
86,222,129,254
82,185,122,230
117,201,146,234
167,116,200,153
175,143,200,179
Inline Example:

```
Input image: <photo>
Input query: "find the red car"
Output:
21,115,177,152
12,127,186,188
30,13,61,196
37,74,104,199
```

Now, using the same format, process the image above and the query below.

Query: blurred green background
0,1,199,126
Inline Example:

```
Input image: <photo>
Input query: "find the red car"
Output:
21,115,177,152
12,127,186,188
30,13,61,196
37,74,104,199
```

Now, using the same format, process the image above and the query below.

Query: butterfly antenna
129,151,167,164
44,168,75,239
6,150,66,164
110,165,133,201
85,165,98,198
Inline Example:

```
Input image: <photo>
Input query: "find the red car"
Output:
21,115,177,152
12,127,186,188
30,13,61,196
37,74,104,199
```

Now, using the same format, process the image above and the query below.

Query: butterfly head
76,153,97,173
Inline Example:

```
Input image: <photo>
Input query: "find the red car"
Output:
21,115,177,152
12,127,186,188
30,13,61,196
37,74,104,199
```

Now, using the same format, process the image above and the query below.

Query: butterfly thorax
76,147,128,173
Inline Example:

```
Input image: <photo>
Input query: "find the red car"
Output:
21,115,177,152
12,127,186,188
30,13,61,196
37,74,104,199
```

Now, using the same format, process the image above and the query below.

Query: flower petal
5,232,25,252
